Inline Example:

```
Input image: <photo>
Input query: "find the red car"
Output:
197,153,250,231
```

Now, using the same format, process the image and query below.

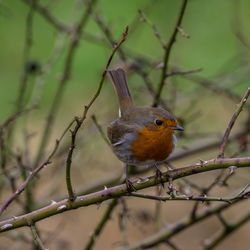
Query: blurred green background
0,1,250,250
0,0,250,121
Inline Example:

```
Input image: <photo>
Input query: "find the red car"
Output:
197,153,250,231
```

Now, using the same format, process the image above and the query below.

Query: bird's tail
108,68,134,116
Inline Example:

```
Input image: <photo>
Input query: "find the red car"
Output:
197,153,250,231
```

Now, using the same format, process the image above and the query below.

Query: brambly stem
65,25,129,201
0,157,249,233
128,183,250,203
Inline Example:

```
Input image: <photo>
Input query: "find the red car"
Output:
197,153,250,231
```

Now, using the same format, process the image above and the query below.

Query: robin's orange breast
130,126,174,162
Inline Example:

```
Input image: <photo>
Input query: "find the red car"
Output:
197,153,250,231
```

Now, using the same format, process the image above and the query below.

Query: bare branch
121,199,247,250
34,0,97,166
91,115,110,146
30,223,47,250
84,199,118,250
65,25,129,201
21,0,71,33
152,0,188,107
128,183,250,203
203,210,250,250
0,119,76,215
218,87,250,158
0,156,249,232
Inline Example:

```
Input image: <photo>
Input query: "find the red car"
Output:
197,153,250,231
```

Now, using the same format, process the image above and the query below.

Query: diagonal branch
65,25,129,201
152,0,188,107
203,210,250,250
34,0,97,166
122,199,248,250
218,87,250,158
84,199,118,250
22,0,71,33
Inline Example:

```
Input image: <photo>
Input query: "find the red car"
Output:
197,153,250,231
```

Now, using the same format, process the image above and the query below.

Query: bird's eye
155,119,163,126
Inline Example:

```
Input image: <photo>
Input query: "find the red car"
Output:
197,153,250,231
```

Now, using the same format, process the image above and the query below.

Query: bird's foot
167,177,178,197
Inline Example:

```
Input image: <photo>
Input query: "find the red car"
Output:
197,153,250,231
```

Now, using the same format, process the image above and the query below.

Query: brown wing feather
107,119,134,144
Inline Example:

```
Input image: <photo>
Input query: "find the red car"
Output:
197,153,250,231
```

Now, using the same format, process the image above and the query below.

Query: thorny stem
152,0,188,107
0,157,249,232
128,183,250,203
218,87,250,158
65,26,129,201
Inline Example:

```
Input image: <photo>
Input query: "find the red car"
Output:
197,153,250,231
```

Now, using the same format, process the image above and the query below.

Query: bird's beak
171,125,184,131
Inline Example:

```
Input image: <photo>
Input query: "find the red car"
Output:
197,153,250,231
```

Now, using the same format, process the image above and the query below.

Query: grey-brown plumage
107,68,183,189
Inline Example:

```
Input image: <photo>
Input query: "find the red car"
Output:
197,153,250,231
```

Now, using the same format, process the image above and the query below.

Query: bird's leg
125,164,136,192
154,163,164,188
167,176,178,197
164,162,178,197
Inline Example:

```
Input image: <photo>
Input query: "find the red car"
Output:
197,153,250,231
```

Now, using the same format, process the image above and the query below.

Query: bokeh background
0,0,250,249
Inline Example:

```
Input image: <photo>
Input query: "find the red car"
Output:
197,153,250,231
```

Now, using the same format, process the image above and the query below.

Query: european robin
107,68,183,190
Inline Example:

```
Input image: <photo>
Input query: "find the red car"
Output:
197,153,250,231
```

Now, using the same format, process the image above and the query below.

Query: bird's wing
107,120,134,145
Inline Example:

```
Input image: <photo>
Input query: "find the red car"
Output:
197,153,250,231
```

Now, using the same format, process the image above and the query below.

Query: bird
107,68,183,190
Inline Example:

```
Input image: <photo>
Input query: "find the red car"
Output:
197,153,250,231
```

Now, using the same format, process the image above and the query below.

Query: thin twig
22,0,71,33
65,25,129,201
121,199,247,250
30,223,47,250
0,119,76,216
7,1,35,144
84,199,118,250
128,183,250,203
119,198,129,247
0,156,249,232
138,9,166,48
91,115,110,146
152,0,188,107
182,74,241,103
218,87,250,158
166,68,202,77
34,0,97,167
203,210,250,250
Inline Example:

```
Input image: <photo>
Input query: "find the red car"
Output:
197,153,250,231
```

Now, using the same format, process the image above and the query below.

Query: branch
203,210,250,250
121,199,247,250
218,87,250,158
0,157,249,232
129,183,250,203
65,25,129,201
0,119,76,216
91,115,110,146
84,199,118,250
182,74,241,103
30,223,47,250
152,0,188,107
22,0,71,33
138,9,166,48
36,130,246,209
166,67,202,77
34,0,97,166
